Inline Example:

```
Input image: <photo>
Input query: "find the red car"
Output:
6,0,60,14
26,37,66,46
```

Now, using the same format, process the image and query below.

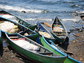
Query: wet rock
21,11,26,13
80,58,83,61
4,47,9,52
68,31,84,63
11,55,15,58
73,40,76,43
74,33,81,37
71,4,80,7
80,16,84,20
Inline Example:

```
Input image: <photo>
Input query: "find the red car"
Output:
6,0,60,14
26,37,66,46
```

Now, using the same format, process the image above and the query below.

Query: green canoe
36,21,81,63
0,11,81,63
3,33,67,63
40,36,81,63
0,17,67,63
12,25,81,63
0,10,36,30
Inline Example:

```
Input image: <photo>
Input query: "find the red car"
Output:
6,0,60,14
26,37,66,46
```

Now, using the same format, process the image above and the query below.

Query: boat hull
5,34,66,63
40,36,81,63
0,10,36,30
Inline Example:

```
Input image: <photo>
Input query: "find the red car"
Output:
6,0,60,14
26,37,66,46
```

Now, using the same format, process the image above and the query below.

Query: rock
74,33,80,37
21,11,26,13
73,40,76,43
11,55,15,58
80,58,83,61
4,47,9,52
80,16,84,20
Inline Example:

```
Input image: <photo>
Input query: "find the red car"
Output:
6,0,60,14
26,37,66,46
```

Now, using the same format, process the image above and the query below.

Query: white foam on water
0,4,47,13
25,18,53,21
62,18,81,22
0,15,18,23
39,0,60,2
76,11,84,14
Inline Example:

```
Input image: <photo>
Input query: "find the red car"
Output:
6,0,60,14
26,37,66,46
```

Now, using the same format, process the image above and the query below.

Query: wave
37,0,60,3
75,11,84,14
25,18,53,21
62,18,81,22
35,0,76,4
0,4,48,13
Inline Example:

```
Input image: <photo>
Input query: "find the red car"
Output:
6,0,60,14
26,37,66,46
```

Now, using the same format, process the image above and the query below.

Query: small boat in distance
52,17,69,44
36,17,69,45
38,17,69,45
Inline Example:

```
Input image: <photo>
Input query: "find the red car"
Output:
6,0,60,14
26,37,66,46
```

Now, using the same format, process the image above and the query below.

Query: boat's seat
54,32,66,36
9,36,19,39
58,36,66,39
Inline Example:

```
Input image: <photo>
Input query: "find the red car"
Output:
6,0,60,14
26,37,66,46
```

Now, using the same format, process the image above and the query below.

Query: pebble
73,40,76,43
80,58,83,61
74,33,80,37
11,55,15,58
19,58,22,60
21,11,26,13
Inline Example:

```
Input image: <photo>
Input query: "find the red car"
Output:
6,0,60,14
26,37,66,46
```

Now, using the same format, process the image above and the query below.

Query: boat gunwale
41,36,82,63
52,17,69,37
5,32,67,58
0,10,37,30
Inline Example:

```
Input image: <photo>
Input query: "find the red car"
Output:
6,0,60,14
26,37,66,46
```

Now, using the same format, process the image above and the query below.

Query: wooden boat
15,25,81,63
36,20,81,63
0,17,38,39
37,17,69,45
0,11,81,63
0,10,66,44
0,10,36,30
40,36,82,63
0,17,67,63
52,17,69,43
35,22,81,63
3,32,66,63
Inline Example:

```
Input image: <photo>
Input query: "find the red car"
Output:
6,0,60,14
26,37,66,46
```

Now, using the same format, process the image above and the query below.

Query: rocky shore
67,31,84,63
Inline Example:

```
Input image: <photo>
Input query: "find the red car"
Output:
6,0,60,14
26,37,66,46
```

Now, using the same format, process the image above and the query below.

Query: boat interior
7,33,59,56
0,17,36,35
0,10,10,14
0,11,37,30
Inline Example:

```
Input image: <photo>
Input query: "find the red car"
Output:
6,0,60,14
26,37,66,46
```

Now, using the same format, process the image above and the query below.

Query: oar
42,17,59,28
42,22,52,28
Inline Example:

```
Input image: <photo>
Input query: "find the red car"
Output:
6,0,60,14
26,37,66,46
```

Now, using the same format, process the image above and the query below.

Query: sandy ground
0,31,84,63
67,31,84,63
